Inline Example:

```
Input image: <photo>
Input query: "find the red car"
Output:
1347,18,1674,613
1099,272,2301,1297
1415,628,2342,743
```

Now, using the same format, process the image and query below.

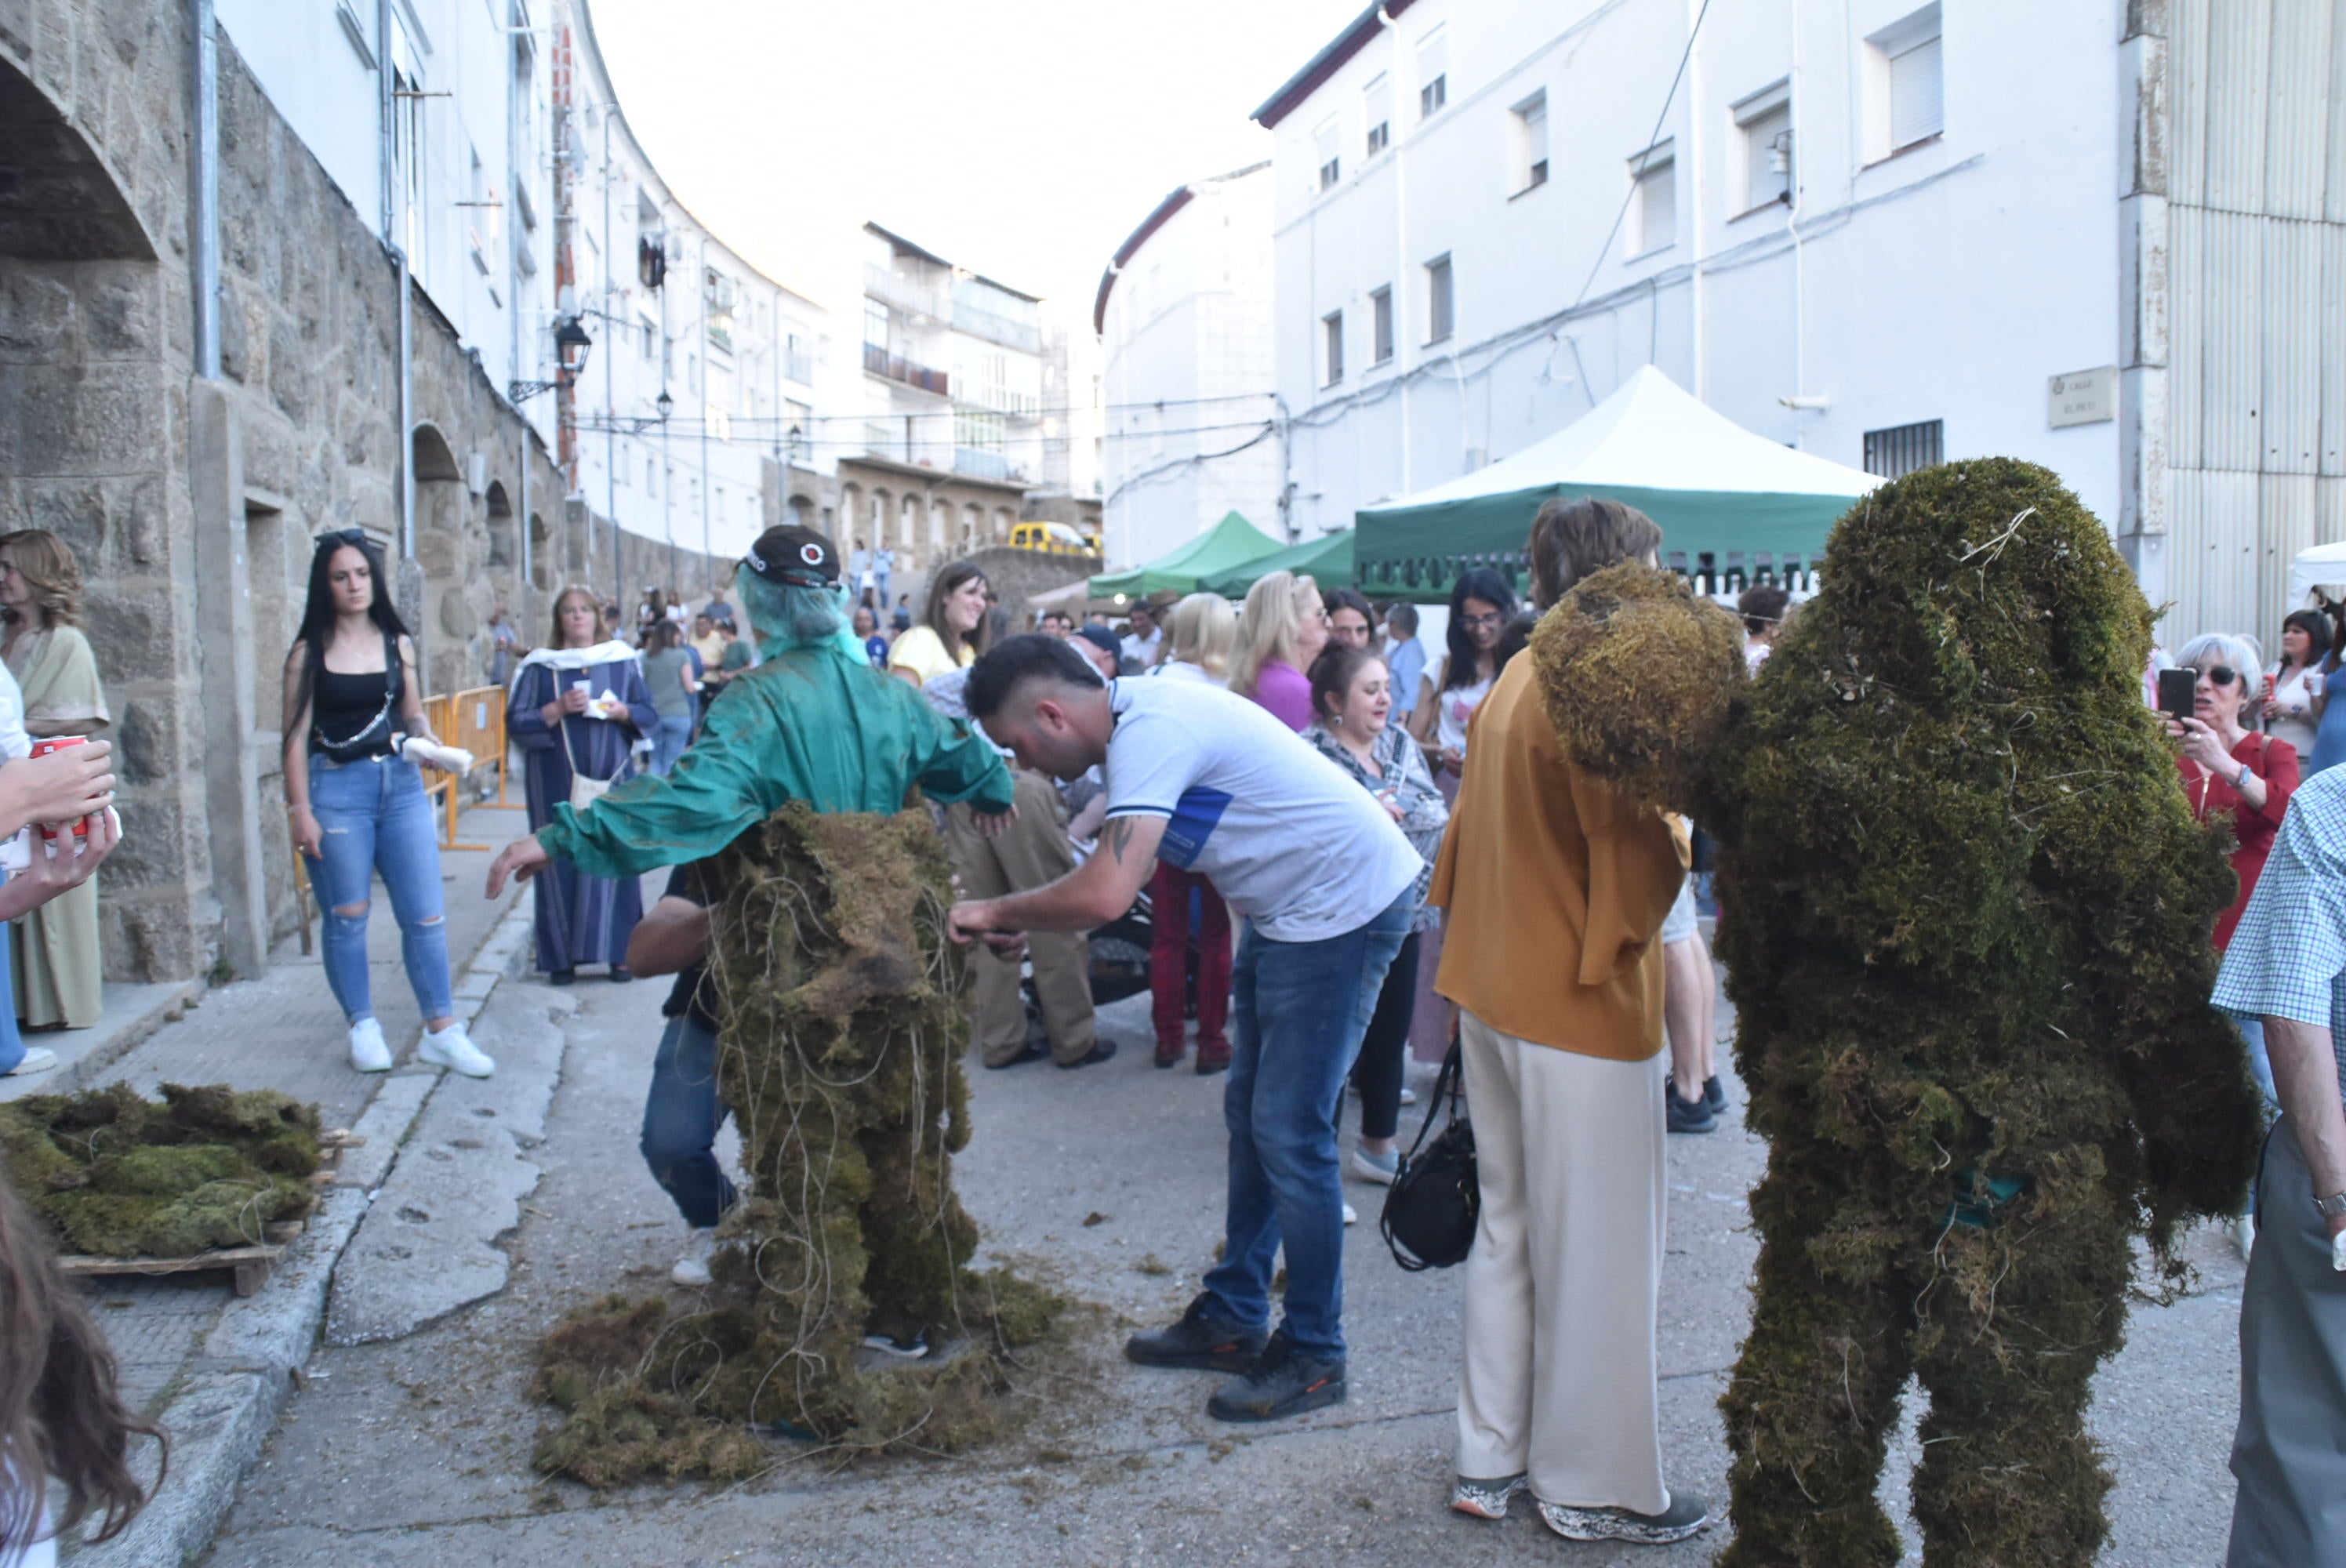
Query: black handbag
1380,1036,1479,1271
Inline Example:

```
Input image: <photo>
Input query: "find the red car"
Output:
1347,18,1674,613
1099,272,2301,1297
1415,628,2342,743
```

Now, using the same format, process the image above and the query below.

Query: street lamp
657,388,674,423
510,314,595,405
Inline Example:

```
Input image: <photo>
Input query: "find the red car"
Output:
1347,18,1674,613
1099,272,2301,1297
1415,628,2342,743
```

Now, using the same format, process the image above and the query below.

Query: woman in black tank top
280,532,493,1080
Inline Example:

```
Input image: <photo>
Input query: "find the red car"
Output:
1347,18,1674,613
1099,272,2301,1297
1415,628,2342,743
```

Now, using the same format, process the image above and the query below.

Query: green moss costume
525,636,1047,1481
533,638,1015,876
1689,462,2257,1566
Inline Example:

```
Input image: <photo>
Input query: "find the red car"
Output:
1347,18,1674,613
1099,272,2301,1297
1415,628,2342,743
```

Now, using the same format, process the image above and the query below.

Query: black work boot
1205,1328,1347,1422
1124,1292,1267,1373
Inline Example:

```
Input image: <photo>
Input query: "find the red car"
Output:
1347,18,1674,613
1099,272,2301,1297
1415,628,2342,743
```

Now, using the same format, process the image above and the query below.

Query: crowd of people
17,496,2346,1563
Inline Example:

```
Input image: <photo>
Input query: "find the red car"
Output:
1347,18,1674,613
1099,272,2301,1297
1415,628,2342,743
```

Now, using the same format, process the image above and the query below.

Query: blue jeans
0,869,21,1072
650,714,694,777
641,1013,736,1229
304,754,454,1025
1202,889,1413,1359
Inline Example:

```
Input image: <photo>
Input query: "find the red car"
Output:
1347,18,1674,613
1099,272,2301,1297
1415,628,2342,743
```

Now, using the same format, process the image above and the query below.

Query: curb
74,898,536,1568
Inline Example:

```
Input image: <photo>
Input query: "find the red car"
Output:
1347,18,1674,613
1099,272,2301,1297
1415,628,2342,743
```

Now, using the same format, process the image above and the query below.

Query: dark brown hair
921,561,994,660
0,529,85,630
0,1175,162,1553
1527,497,1664,610
1307,642,1387,724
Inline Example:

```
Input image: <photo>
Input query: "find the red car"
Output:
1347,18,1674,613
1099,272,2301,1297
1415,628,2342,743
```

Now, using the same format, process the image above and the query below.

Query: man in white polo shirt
952,633,1418,1424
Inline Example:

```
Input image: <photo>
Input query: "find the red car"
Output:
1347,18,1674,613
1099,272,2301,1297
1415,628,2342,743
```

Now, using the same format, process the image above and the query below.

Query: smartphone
2157,667,2197,722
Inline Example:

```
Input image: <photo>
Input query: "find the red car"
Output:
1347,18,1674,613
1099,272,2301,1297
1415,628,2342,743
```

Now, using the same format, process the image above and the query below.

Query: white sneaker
418,1022,496,1078
1342,1202,1358,1226
347,1019,392,1073
2,1046,57,1076
671,1229,717,1287
1399,1086,1418,1107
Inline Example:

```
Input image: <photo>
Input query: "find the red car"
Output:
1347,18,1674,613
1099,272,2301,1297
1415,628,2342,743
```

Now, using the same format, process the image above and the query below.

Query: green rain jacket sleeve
911,706,1016,815
535,680,789,879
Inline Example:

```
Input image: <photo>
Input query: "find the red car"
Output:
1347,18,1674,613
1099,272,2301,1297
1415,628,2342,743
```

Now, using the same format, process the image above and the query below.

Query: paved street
194,954,2249,1567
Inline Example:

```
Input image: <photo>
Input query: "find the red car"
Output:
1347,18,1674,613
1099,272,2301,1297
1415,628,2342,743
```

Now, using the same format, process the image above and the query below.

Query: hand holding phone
2156,667,2197,723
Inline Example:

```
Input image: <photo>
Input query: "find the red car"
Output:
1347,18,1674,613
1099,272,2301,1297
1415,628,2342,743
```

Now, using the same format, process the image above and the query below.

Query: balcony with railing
865,261,949,323
862,341,950,397
783,346,814,385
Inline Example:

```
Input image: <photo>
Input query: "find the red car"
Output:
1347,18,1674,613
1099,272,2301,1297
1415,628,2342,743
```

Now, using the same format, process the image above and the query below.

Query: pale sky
590,0,1361,318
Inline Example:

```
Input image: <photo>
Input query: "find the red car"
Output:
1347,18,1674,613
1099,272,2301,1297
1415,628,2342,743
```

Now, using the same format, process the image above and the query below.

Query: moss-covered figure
529,804,1062,1483
1689,461,2258,1566
0,1082,322,1257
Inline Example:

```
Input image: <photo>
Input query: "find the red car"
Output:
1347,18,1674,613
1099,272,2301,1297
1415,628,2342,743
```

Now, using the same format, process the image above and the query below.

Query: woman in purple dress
508,585,656,982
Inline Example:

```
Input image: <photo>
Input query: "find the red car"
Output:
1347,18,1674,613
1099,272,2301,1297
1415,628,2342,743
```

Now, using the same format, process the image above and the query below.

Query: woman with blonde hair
0,530,107,1030
1155,591,1238,687
1229,570,1328,731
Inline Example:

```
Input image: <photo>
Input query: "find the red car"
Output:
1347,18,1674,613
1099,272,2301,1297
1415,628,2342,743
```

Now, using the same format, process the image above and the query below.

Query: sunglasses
2193,666,2241,688
316,528,370,550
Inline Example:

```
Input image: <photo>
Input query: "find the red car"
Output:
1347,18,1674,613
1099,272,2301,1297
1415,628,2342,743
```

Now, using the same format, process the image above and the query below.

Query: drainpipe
1378,5,1411,496
379,0,412,562
192,0,220,380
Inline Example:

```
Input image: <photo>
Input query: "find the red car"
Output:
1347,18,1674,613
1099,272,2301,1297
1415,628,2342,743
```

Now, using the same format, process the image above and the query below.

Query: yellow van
1010,521,1101,557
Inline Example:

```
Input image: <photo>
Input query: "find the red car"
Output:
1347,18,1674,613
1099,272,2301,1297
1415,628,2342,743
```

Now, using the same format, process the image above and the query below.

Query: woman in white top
1149,591,1237,688
1407,568,1518,781
2262,608,2330,759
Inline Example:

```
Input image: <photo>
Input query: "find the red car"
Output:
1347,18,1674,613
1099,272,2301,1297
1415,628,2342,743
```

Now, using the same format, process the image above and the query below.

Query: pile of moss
529,805,1066,1486
1529,558,1746,814
1673,460,2257,1566
0,1082,322,1257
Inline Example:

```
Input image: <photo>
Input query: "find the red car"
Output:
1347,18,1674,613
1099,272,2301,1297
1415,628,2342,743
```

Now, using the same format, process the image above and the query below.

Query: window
1316,118,1341,192
1735,85,1792,210
1630,143,1676,252
639,316,656,360
1512,93,1549,193
862,298,888,352
1323,310,1345,385
1865,5,1943,161
1370,286,1393,365
1364,74,1391,156
646,458,656,491
1417,30,1447,118
1424,256,1453,344
1863,419,1943,478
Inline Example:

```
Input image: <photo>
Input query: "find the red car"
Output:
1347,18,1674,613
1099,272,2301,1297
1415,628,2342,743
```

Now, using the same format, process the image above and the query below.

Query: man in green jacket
485,524,1015,898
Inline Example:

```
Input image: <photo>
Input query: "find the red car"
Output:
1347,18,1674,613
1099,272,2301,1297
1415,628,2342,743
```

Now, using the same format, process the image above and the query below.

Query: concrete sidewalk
56,800,536,1566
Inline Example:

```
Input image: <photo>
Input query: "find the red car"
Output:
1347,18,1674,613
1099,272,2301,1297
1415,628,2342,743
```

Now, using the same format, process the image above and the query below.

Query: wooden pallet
56,1130,365,1298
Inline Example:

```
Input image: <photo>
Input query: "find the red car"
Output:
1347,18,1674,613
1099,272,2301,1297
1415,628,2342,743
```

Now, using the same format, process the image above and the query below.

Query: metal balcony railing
862,342,949,397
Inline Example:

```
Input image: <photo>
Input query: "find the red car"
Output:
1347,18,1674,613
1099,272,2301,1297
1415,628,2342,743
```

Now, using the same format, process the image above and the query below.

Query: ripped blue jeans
303,753,453,1025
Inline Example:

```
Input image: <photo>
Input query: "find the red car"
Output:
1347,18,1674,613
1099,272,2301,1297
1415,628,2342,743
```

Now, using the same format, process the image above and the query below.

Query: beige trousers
1454,1011,1668,1515
942,768,1095,1066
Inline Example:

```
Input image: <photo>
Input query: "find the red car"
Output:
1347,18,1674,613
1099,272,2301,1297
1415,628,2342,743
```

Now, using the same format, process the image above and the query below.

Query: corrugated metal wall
2163,0,2346,648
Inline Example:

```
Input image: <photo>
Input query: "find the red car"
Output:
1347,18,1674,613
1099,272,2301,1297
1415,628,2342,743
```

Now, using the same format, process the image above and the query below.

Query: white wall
1267,0,2129,555
1101,164,1280,568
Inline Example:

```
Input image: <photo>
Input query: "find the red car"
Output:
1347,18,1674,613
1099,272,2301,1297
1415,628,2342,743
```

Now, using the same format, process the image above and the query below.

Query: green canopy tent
1197,528,1354,598
1088,510,1283,601
1354,366,1881,603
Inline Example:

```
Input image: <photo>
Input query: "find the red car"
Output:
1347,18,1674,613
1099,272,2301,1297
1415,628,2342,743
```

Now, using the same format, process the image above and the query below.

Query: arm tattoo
1104,818,1135,865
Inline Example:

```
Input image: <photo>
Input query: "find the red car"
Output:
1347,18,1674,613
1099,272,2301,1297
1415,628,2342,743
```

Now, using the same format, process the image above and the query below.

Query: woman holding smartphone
282,530,492,1077
508,585,656,984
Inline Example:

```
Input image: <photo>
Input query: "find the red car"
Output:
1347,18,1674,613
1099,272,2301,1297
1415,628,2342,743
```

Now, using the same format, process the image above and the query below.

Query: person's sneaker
347,1018,392,1073
1350,1146,1398,1185
1195,1041,1232,1076
2,1046,58,1077
418,1022,496,1078
1124,1292,1266,1373
1153,1040,1185,1069
860,1328,930,1360
1451,1472,1531,1521
983,1041,1048,1070
1055,1040,1119,1069
1398,1085,1418,1107
1702,1075,1727,1114
1537,1491,1712,1545
1666,1085,1716,1134
1342,1202,1359,1225
671,1229,717,1287
1205,1328,1346,1423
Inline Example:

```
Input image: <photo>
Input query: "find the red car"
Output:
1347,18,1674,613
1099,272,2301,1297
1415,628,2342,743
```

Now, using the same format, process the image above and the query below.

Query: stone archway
485,480,515,568
409,423,475,691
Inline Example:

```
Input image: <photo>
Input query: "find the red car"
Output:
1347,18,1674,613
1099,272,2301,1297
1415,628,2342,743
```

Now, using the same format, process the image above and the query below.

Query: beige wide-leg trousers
942,768,1096,1067
1454,1010,1668,1515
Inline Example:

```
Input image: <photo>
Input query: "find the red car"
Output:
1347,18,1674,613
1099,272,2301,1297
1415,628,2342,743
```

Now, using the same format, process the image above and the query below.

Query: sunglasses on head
316,528,370,550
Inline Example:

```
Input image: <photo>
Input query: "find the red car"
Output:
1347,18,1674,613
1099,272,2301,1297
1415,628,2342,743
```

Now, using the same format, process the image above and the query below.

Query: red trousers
1149,862,1231,1054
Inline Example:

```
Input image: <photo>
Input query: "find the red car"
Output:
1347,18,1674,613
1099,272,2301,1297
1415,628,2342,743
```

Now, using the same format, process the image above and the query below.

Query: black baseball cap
1072,623,1121,661
742,525,840,589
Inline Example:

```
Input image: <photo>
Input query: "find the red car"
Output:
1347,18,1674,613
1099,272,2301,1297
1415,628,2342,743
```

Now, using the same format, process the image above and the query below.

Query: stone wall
0,0,591,981
959,544,1093,625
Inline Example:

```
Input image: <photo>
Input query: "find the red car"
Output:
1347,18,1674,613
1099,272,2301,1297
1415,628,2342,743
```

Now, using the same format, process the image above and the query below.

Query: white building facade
1256,0,2345,642
1096,162,1282,570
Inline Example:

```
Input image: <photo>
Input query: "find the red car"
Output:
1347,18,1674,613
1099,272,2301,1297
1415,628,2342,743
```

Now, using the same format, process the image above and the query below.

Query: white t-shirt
1102,678,1420,942
1120,628,1163,667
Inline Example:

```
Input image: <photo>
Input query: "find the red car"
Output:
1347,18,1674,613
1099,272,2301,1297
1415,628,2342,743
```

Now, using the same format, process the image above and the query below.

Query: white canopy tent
2290,541,2346,607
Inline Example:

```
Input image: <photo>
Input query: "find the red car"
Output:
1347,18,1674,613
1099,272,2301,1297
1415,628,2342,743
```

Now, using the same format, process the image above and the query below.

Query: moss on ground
0,1082,321,1257
1542,459,2257,1567
528,806,1073,1486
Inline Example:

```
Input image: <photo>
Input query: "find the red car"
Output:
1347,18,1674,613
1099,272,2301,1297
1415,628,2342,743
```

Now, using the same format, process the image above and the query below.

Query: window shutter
1889,34,1943,147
